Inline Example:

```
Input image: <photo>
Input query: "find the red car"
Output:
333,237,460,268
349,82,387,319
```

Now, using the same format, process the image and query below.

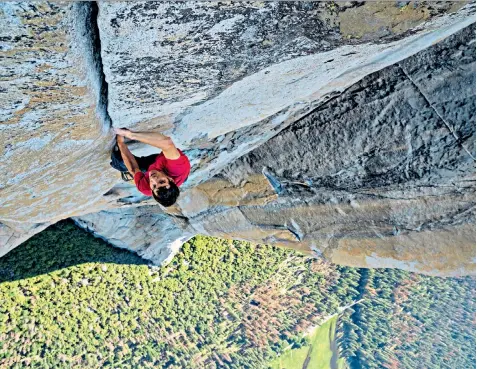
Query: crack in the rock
76,2,112,132
351,188,474,201
398,64,475,162
91,2,112,131
235,206,305,241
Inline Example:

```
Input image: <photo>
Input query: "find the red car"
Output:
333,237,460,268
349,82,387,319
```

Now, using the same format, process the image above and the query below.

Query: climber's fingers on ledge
114,127,132,139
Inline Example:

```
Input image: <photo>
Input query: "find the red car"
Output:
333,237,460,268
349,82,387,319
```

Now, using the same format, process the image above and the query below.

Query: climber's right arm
116,135,141,175
115,128,180,160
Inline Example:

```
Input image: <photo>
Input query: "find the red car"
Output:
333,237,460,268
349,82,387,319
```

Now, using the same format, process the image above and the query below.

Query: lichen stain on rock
167,174,277,218
328,223,475,277
339,1,469,41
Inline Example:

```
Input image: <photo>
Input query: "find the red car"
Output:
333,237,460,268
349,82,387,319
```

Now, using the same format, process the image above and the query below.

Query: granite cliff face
1,3,116,234
1,2,475,276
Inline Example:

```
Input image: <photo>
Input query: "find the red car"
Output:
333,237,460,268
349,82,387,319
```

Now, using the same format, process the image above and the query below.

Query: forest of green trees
0,221,475,368
337,268,476,369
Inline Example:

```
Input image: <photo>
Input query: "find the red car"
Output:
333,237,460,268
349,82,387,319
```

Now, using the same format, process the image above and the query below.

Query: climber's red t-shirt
134,150,190,196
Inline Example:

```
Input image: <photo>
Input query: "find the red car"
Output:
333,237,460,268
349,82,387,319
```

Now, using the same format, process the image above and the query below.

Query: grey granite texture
221,25,476,190
98,2,475,185
214,25,476,275
0,221,50,258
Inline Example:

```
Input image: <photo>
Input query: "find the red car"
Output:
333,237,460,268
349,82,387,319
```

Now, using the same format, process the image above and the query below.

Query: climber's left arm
116,135,140,175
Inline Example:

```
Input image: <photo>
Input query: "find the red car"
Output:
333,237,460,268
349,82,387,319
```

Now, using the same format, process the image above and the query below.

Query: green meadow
269,316,346,369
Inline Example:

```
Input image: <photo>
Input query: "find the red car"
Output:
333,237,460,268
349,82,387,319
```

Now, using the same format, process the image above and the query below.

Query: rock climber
111,128,190,207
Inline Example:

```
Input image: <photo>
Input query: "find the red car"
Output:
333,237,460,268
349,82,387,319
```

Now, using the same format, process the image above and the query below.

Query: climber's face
149,170,172,191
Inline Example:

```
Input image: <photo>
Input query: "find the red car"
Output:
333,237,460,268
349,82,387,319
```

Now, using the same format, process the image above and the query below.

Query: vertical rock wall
1,3,117,225
75,24,476,276
1,2,475,276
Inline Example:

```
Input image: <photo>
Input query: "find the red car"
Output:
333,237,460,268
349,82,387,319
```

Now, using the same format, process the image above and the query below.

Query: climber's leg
110,144,128,172
109,144,133,181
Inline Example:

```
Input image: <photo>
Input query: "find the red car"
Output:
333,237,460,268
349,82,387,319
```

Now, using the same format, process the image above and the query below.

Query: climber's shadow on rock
0,220,148,283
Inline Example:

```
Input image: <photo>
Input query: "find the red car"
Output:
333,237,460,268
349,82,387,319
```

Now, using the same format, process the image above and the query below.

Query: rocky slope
1,2,475,276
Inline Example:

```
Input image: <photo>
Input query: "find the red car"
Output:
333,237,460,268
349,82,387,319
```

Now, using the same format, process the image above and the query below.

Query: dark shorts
110,145,158,173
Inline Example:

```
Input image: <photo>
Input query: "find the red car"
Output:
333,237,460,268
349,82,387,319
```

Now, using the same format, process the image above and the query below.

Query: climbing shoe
120,171,134,182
